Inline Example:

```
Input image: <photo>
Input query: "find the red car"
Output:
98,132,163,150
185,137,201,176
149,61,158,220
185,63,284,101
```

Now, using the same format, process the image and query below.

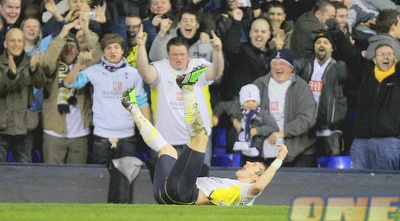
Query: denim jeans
350,137,400,170
0,133,32,163
92,135,138,164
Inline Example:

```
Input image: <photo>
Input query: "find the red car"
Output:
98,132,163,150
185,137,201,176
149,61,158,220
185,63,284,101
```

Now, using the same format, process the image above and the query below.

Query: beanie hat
314,32,334,46
239,84,261,106
64,33,79,49
271,49,294,67
314,31,336,51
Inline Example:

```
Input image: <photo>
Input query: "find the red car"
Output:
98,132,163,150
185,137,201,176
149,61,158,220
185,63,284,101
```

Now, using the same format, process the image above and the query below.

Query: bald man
219,18,273,102
0,28,45,163
213,18,277,160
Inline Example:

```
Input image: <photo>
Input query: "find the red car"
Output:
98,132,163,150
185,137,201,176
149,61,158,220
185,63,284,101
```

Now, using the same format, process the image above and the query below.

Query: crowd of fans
0,0,399,171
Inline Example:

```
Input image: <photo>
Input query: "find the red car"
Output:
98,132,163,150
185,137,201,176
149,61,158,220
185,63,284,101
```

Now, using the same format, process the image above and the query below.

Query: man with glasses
327,17,400,170
148,9,216,169
124,12,142,68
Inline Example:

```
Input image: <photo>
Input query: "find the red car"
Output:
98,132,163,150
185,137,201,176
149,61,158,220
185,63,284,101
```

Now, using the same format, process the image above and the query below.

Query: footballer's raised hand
276,143,288,161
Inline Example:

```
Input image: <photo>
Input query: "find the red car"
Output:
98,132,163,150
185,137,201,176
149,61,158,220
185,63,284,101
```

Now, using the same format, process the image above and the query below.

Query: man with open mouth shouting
326,17,400,170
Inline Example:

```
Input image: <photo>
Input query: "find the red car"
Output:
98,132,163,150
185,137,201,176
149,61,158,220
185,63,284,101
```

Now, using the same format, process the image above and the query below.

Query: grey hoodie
366,33,400,60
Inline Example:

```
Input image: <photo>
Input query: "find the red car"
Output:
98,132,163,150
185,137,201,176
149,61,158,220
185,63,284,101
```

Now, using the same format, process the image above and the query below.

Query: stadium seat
211,153,241,167
137,151,149,162
213,128,227,147
6,149,43,163
213,146,226,154
7,151,12,162
31,148,43,163
318,156,351,169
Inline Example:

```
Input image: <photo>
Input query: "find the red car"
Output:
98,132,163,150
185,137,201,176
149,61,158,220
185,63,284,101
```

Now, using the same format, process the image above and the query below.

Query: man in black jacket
291,0,335,60
297,32,349,157
327,18,400,170
213,18,274,153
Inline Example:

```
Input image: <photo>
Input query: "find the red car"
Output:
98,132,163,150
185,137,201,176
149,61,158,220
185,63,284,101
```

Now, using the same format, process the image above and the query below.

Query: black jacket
211,6,255,42
329,30,400,138
298,57,349,131
218,20,273,101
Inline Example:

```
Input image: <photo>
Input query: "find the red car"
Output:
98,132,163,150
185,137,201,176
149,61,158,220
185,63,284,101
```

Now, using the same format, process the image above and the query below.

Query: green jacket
0,50,46,135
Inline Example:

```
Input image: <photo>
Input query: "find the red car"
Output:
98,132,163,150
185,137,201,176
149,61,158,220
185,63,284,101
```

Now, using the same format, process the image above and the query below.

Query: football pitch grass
0,203,290,221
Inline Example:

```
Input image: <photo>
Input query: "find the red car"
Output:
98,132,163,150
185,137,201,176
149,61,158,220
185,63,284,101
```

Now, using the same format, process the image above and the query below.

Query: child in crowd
212,84,279,159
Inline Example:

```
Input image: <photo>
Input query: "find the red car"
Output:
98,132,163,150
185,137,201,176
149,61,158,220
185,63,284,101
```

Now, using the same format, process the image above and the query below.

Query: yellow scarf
125,45,138,68
374,61,396,82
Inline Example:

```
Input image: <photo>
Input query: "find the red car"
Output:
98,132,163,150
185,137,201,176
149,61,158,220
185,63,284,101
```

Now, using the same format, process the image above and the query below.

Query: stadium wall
0,163,399,205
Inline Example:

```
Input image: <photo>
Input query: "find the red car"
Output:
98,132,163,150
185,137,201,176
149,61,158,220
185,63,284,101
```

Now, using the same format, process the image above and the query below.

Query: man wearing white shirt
247,49,317,167
297,32,349,157
135,24,223,172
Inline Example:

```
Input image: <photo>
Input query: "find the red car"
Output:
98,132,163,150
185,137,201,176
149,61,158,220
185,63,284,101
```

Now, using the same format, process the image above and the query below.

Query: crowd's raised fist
325,18,340,32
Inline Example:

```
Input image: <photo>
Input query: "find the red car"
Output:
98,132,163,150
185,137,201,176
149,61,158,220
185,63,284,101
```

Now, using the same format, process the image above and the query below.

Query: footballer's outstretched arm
247,144,288,196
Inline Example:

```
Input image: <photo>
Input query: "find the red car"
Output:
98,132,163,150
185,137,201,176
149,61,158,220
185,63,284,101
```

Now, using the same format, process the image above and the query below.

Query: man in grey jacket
149,8,213,62
0,28,45,162
234,49,317,167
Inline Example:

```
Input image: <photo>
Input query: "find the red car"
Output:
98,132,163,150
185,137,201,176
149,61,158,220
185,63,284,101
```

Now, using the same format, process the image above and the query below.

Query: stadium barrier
0,163,399,205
